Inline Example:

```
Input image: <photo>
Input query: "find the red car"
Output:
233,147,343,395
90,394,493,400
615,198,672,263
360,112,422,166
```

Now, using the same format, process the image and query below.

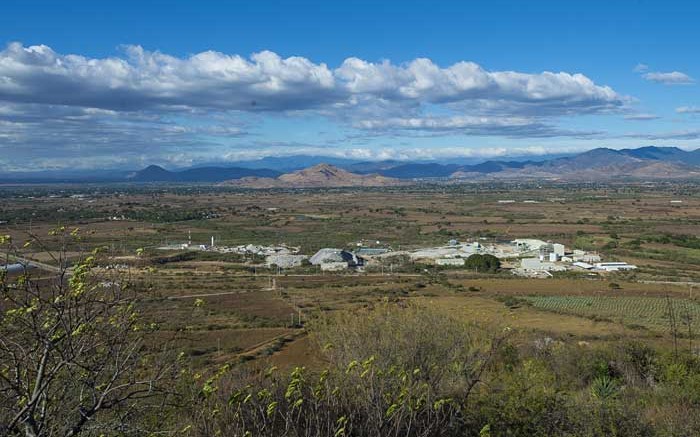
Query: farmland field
522,295,700,333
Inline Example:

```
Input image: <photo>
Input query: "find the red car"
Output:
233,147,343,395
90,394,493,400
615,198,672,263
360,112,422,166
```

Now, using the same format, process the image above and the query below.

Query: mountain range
2,146,700,184
126,165,281,182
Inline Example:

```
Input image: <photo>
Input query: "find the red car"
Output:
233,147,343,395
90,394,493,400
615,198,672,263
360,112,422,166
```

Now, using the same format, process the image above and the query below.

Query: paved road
166,290,254,300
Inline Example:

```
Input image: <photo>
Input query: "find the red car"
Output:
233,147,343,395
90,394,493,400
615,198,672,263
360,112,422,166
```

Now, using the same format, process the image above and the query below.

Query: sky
1,0,700,170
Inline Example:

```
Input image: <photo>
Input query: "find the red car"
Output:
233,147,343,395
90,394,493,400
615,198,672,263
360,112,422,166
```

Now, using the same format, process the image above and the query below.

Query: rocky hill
221,164,405,188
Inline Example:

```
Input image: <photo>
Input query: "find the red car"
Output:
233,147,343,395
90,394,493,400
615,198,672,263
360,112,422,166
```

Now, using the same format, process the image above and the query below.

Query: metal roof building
1,263,33,274
310,249,363,268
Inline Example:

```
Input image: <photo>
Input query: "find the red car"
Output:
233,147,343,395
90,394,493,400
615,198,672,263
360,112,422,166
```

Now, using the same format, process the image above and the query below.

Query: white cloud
220,144,593,163
0,42,635,169
353,115,602,138
676,106,700,114
633,63,649,73
337,57,623,115
623,113,660,120
0,42,625,115
623,129,700,140
642,71,694,85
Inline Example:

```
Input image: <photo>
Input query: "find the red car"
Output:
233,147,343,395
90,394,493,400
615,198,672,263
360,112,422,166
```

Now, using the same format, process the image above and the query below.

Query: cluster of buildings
401,238,557,265
221,243,301,257
157,233,301,258
374,238,636,277
511,240,636,278
155,232,637,277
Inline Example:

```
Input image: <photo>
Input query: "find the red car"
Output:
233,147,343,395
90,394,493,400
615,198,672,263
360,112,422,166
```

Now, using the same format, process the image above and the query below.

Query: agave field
523,295,700,333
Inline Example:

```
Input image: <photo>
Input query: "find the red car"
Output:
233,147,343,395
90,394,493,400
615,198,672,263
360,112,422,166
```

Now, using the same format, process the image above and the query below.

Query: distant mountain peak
621,145,689,161
223,163,404,188
128,164,280,182
287,163,350,179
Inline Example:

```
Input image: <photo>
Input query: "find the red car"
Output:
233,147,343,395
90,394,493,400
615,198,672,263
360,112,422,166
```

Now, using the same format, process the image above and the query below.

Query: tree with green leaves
464,254,501,273
0,230,175,436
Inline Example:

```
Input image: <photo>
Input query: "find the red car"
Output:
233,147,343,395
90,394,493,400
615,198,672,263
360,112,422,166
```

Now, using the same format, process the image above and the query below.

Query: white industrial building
594,262,637,272
513,239,550,252
571,250,601,263
436,258,465,266
408,242,482,261
320,261,352,272
265,254,308,269
520,258,567,272
572,261,594,270
310,248,364,270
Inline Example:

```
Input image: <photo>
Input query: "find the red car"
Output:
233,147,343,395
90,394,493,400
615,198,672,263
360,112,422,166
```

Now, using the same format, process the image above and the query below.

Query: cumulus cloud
0,43,339,111
642,71,694,85
335,57,622,113
0,42,625,114
0,42,632,169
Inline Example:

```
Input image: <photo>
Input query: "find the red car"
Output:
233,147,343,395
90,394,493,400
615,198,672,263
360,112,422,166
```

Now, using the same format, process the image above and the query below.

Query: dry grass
3,183,700,370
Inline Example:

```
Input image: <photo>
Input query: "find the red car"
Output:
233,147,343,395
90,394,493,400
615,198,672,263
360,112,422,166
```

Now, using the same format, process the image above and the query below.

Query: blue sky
1,0,700,170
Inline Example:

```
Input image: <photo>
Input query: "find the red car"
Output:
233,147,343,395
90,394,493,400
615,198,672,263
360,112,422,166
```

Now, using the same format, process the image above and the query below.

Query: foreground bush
175,304,699,436
0,234,176,437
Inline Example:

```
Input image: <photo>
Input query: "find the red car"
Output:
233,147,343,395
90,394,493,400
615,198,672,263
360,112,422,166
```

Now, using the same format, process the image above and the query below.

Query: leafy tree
0,231,175,436
464,254,501,273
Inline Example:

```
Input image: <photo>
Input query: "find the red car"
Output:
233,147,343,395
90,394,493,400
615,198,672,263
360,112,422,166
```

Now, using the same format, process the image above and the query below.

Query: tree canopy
464,254,501,272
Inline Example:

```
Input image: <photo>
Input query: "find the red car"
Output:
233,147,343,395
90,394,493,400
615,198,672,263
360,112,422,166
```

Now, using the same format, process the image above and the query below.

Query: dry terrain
1,181,699,370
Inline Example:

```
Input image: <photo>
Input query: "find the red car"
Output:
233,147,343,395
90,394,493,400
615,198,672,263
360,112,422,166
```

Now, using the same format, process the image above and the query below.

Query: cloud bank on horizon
0,42,697,170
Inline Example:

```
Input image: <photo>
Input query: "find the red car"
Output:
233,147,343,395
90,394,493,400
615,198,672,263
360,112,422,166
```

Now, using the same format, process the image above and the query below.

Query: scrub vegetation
2,181,700,435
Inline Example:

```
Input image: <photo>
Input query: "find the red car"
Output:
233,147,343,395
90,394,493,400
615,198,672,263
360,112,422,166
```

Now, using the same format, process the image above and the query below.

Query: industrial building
519,258,567,272
594,262,637,272
0,263,33,274
355,247,390,256
265,254,308,269
310,248,364,271
408,242,483,262
436,258,465,266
